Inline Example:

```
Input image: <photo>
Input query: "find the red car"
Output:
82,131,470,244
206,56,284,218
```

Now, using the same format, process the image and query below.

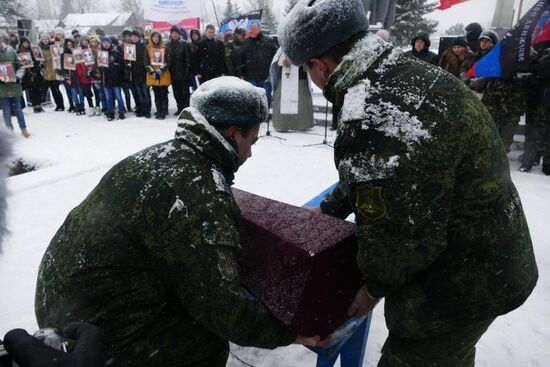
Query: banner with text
143,0,203,23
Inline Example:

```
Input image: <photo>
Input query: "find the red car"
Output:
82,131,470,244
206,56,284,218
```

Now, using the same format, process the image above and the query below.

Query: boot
68,105,76,113
519,163,532,173
87,107,95,117
55,106,64,112
21,128,30,138
118,112,125,120
34,106,44,113
107,112,115,121
94,106,102,116
543,159,550,176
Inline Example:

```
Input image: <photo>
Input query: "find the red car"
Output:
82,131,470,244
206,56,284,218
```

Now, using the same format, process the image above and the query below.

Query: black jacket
167,39,191,81
239,33,278,81
127,40,147,84
196,38,226,82
100,47,124,88
405,48,439,66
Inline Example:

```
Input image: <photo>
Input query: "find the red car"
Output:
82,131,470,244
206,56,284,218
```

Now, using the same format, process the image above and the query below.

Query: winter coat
35,108,295,366
405,47,439,66
239,33,278,81
196,37,226,82
99,46,124,88
189,39,200,75
167,38,191,82
439,47,472,78
321,33,538,338
0,44,25,99
39,42,57,81
225,38,243,76
75,63,92,85
126,40,147,84
145,35,171,87
17,40,43,89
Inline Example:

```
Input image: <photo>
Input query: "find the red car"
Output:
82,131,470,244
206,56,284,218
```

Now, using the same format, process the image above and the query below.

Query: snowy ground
0,103,549,366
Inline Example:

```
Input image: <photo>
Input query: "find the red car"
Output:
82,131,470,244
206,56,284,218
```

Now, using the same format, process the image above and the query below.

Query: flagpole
210,0,221,29
517,0,524,24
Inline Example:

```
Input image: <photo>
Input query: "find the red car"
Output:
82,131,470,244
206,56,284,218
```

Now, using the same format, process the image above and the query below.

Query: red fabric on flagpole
436,0,469,10
152,18,200,32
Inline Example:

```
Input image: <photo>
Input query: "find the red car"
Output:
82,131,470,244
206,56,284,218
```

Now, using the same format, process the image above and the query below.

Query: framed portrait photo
83,49,95,65
151,48,164,66
97,50,109,68
31,45,45,61
72,48,84,64
18,52,34,68
0,63,17,83
64,53,76,70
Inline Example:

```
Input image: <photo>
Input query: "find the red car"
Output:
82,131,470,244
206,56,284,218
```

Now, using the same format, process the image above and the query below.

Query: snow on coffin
232,188,363,339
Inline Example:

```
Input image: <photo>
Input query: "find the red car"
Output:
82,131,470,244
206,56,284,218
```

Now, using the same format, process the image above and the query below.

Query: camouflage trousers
522,104,549,166
378,318,495,367
485,105,522,152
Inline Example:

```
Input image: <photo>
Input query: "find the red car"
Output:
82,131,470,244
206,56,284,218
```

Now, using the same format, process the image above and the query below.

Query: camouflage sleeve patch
355,184,388,222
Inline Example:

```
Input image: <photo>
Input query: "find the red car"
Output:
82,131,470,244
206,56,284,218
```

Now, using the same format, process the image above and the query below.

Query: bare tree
115,0,145,23
0,0,31,24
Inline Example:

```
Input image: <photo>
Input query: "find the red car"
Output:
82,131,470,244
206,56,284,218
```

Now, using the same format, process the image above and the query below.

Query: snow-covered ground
0,104,549,366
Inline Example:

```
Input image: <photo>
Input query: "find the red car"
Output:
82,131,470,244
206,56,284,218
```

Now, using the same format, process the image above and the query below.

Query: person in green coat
279,0,538,366
0,31,29,138
35,76,317,366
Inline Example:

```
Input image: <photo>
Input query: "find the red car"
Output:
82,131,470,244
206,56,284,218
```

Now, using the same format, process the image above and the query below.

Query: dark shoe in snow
118,113,125,120
68,106,76,113
519,163,532,173
145,113,151,119
55,106,64,111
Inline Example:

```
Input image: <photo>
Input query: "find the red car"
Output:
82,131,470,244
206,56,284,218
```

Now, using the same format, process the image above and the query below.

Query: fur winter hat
0,31,8,42
479,30,499,45
40,33,50,40
278,0,370,65
190,77,268,128
411,32,431,48
54,27,65,36
0,130,11,247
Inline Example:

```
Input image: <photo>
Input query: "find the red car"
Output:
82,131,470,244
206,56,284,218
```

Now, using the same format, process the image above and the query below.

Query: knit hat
479,30,499,45
40,33,50,40
100,37,112,44
278,0,370,65
190,77,269,128
54,27,65,36
131,29,141,37
170,25,182,35
233,28,246,36
122,27,133,37
452,36,468,47
465,22,483,43
0,30,8,42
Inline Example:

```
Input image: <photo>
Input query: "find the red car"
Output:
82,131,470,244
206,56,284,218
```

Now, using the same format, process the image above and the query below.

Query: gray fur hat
0,130,11,247
190,77,268,128
278,0,370,65
0,30,8,42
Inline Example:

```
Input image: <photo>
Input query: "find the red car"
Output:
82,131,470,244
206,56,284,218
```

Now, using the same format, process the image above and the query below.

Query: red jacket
75,63,92,85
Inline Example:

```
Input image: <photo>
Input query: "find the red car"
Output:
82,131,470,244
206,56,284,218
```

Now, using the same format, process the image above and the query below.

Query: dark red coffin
232,188,363,338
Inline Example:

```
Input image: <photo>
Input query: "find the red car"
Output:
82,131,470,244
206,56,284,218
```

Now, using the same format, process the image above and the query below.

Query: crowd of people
0,21,278,135
406,23,550,175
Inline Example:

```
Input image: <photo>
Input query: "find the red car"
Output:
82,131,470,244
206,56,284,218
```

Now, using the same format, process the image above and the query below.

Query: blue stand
303,184,373,367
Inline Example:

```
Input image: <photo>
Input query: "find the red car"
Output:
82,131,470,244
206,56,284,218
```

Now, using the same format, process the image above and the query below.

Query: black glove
3,322,107,367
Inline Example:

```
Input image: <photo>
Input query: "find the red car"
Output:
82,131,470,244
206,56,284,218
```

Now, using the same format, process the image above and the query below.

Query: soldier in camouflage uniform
280,1,538,366
225,28,246,76
34,77,306,366
474,31,529,152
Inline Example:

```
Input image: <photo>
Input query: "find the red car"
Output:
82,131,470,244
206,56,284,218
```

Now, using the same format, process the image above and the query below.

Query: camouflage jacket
35,109,294,366
320,34,538,337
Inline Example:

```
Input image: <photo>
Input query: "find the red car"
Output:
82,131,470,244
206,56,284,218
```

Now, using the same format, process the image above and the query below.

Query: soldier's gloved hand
3,322,107,367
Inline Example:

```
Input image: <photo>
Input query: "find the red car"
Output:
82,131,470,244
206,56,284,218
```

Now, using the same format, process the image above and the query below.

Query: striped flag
436,0,469,10
466,0,550,78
